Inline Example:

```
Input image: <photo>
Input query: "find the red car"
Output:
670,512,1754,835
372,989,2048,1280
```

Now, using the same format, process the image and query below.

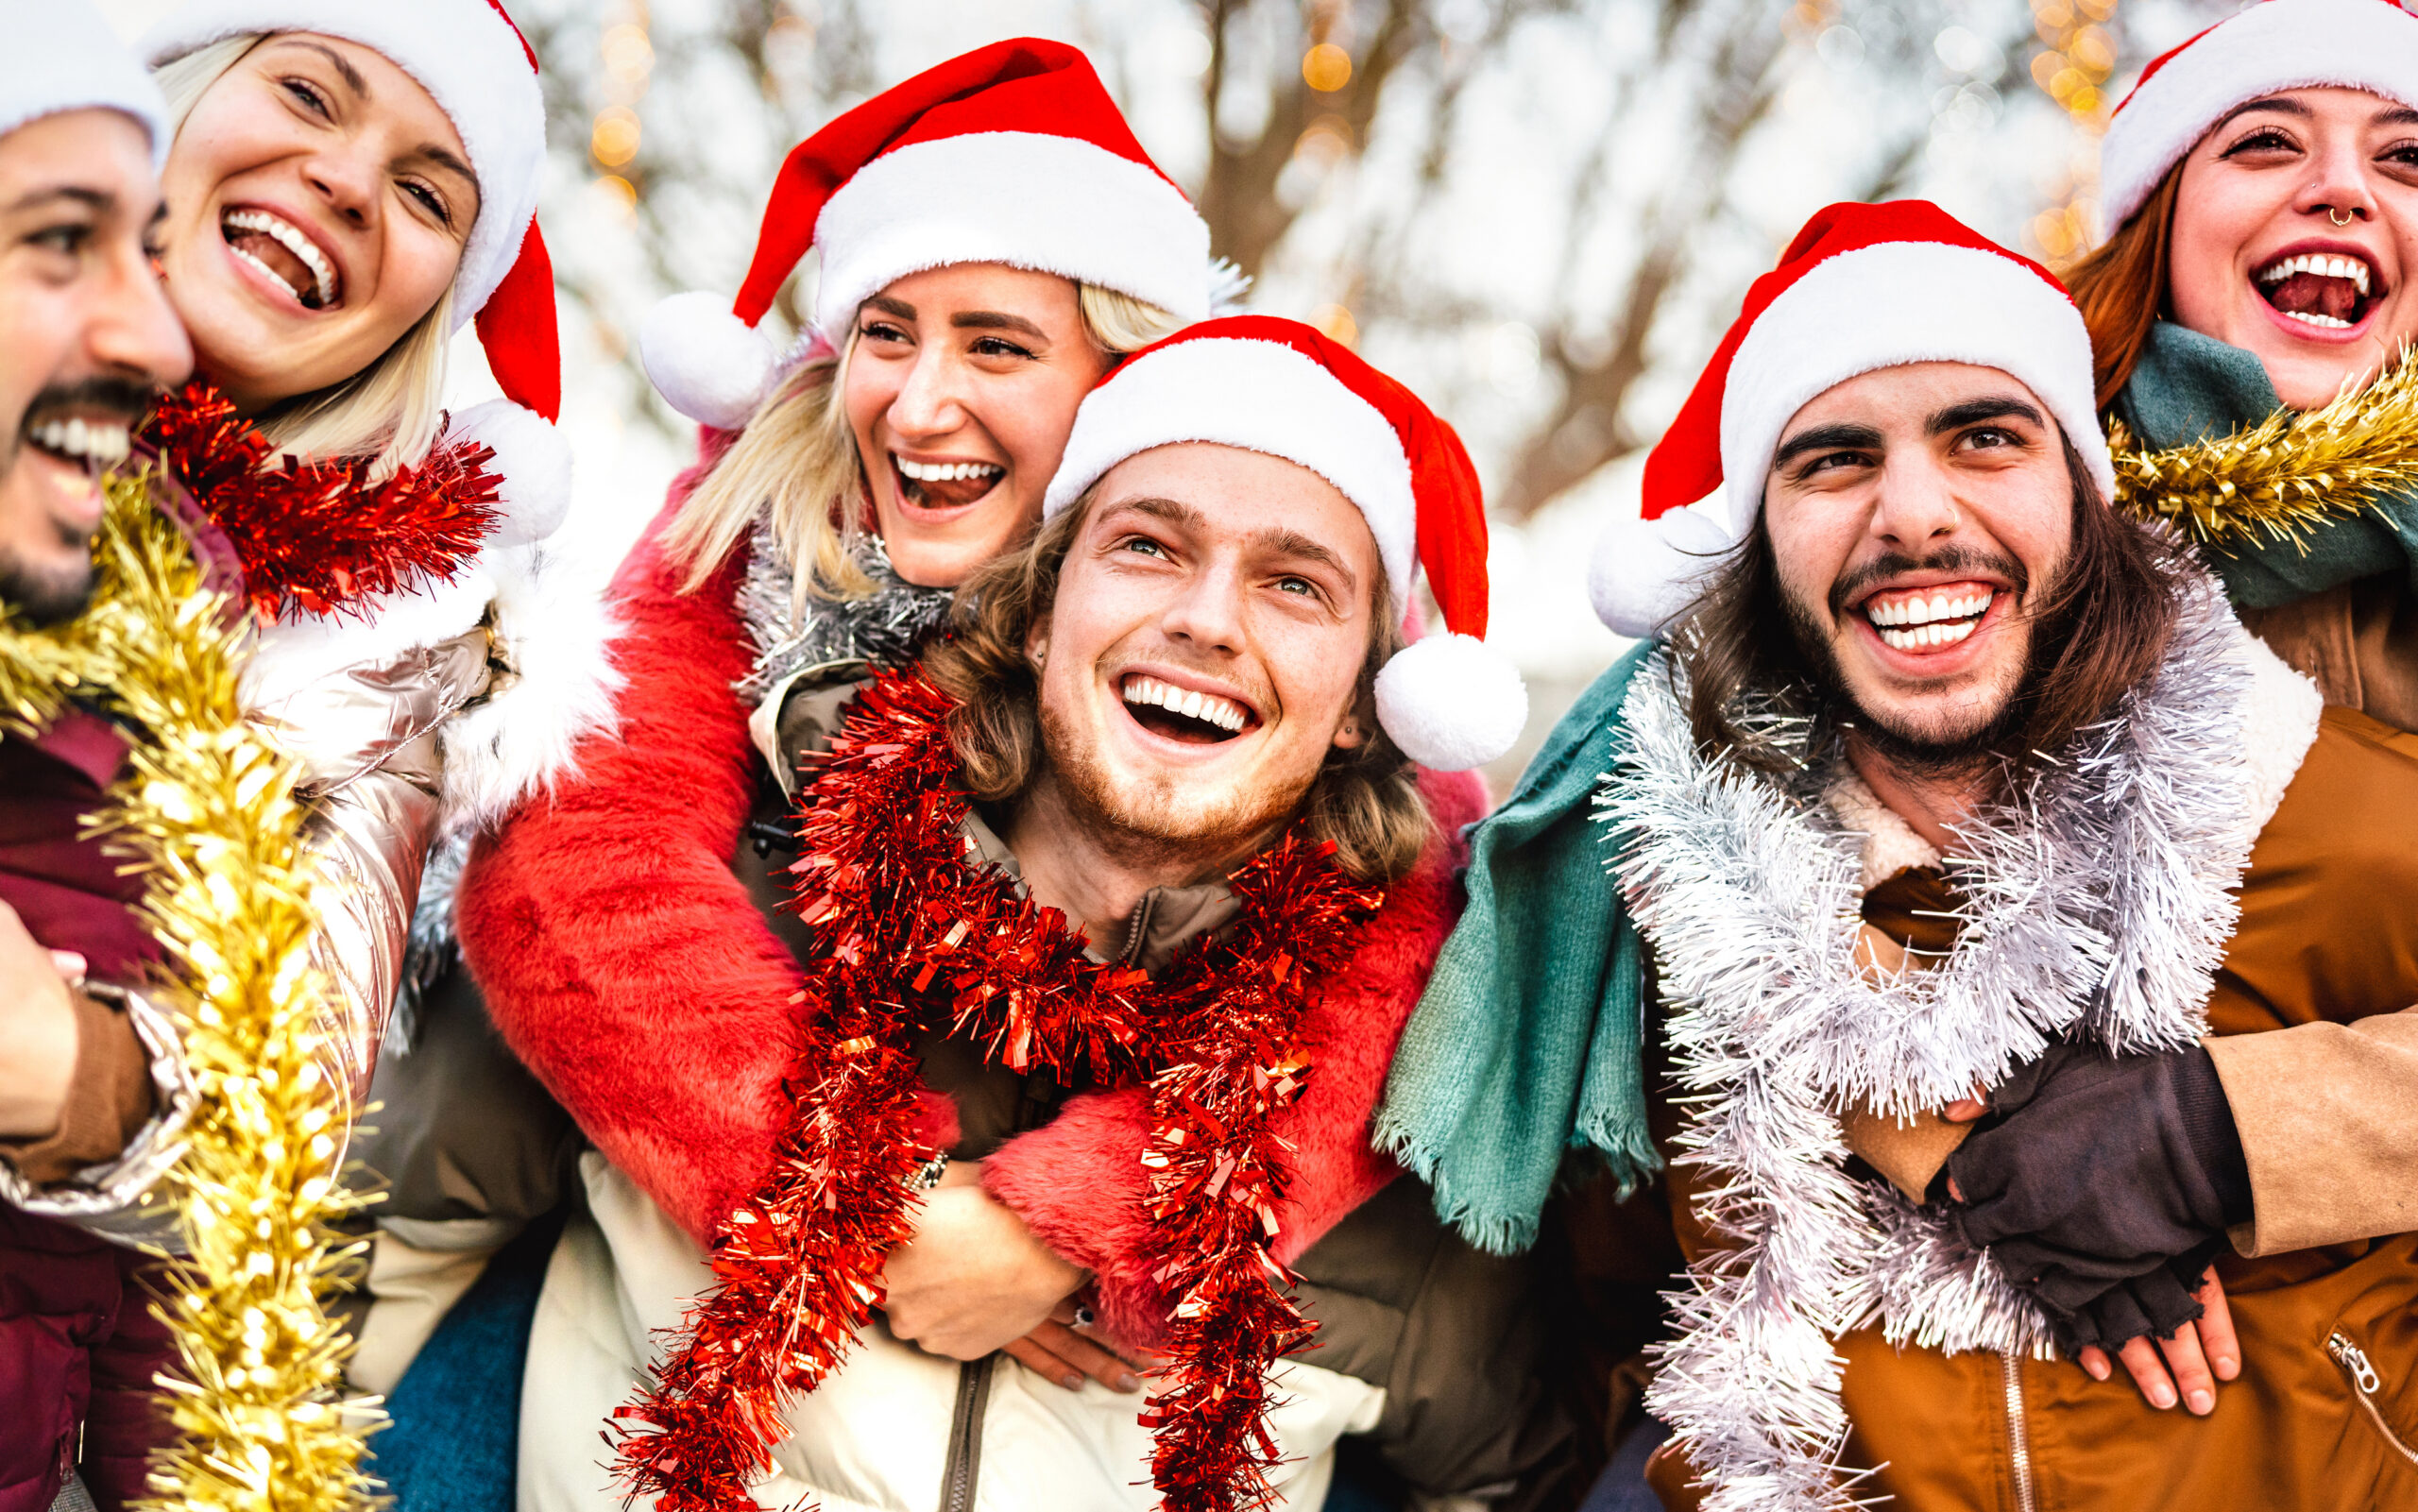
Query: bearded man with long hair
1382,202,2418,1512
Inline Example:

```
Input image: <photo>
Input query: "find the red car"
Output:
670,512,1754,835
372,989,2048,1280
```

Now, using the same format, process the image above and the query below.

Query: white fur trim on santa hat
640,290,781,430
1718,242,2112,539
1375,632,1527,771
445,399,571,547
1589,503,1733,638
142,0,543,324
812,131,1214,340
5,1,168,167
1044,336,1418,598
2102,0,2418,231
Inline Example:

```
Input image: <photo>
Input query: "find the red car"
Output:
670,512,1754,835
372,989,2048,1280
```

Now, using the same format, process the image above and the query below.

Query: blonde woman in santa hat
129,0,615,1401
2066,0,2418,729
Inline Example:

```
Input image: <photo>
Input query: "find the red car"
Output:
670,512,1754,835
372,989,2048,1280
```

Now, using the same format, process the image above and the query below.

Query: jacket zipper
2329,1332,2418,1468
938,1353,996,1512
2001,1345,2038,1512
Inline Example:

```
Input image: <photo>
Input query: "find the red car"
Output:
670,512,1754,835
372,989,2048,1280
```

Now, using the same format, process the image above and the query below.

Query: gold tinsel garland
2110,352,2418,550
0,470,376,1511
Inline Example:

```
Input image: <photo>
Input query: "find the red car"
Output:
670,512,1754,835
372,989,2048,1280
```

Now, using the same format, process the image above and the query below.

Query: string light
592,3,652,210
2026,0,2120,266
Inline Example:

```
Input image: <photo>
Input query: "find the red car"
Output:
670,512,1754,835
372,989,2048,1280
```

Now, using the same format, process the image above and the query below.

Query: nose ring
2330,206,2356,227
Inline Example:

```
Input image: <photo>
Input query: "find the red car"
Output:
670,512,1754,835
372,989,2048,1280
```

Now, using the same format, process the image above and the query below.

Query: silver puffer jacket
13,531,623,1239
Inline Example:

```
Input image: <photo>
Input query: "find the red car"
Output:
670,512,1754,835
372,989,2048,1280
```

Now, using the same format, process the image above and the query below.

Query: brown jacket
1643,705,2418,1512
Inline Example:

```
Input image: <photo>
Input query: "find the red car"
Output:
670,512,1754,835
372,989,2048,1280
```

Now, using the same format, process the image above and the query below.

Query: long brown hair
1670,435,2191,775
922,491,1435,884
2065,165,2185,408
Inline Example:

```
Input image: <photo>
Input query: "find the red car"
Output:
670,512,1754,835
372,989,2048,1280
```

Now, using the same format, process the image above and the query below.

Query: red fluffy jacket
455,483,1486,1346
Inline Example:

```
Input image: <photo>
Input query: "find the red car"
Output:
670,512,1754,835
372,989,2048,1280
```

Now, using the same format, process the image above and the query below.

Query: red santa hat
142,0,569,544
1592,200,2112,637
1041,315,1526,773
639,39,1223,433
2102,0,2418,233
5,1,169,168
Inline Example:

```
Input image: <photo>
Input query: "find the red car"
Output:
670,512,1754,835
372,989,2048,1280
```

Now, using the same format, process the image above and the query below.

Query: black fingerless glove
1944,1041,2250,1352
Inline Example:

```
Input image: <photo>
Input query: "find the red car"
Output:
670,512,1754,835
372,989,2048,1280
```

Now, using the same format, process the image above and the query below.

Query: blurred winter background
101,0,2235,784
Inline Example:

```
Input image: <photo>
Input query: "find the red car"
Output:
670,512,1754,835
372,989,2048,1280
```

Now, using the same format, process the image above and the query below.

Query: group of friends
3,1,2417,1510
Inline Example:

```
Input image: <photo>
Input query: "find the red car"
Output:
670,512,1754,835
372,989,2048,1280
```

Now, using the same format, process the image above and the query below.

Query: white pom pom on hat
447,399,570,547
639,38,1227,428
1594,199,2109,636
640,292,779,433
1042,315,1528,773
1589,505,1732,639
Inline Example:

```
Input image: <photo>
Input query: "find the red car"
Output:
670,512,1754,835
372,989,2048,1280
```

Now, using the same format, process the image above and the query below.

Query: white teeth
1876,618,1980,652
223,208,336,306
2257,251,2374,297
1119,675,1249,733
2283,309,2354,330
894,455,1006,484
29,417,132,465
1865,589,1991,627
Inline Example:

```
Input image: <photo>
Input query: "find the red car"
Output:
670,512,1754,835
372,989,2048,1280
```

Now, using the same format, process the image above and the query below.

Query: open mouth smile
1858,581,2000,654
2255,246,2383,333
222,207,341,311
25,415,133,474
1119,672,1258,744
891,451,1004,512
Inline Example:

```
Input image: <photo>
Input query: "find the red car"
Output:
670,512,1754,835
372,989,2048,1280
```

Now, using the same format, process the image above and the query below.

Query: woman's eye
281,77,332,117
971,335,1035,360
2379,141,2418,170
860,320,910,345
400,180,451,226
2222,127,2297,158
1803,450,1865,476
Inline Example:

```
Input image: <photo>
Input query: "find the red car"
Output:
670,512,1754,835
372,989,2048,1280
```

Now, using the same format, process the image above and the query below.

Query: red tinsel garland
611,668,1381,1512
145,382,501,623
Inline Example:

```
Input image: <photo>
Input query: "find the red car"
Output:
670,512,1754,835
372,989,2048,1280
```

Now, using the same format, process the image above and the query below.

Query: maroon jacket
0,476,237,1512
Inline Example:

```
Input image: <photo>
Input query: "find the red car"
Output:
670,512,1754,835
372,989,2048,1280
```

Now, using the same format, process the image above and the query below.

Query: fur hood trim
240,540,622,833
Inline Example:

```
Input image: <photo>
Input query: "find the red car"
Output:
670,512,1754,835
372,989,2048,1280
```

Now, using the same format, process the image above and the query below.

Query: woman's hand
879,1162,1086,1361
2073,1266,2240,1416
1002,1300,1154,1395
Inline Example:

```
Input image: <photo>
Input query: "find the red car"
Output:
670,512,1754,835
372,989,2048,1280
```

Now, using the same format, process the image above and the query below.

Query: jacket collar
961,805,1241,975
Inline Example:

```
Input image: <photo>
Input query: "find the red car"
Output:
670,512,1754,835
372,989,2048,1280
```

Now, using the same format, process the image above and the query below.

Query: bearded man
1379,202,2418,1512
462,317,1566,1511
0,8,213,1509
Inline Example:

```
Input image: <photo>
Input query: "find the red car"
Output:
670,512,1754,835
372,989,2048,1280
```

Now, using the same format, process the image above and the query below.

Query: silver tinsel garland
1598,581,2262,1512
734,516,954,701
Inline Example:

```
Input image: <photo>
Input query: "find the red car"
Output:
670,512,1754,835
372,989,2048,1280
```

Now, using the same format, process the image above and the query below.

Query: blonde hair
667,282,1186,604
154,34,454,475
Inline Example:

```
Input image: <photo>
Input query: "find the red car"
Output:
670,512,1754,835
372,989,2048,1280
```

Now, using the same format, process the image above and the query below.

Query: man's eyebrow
1772,421,1884,468
864,295,915,321
1249,526,1357,590
951,310,1047,339
271,39,371,98
2213,94,2312,130
1102,495,1207,533
1926,397,2044,435
3,185,111,215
